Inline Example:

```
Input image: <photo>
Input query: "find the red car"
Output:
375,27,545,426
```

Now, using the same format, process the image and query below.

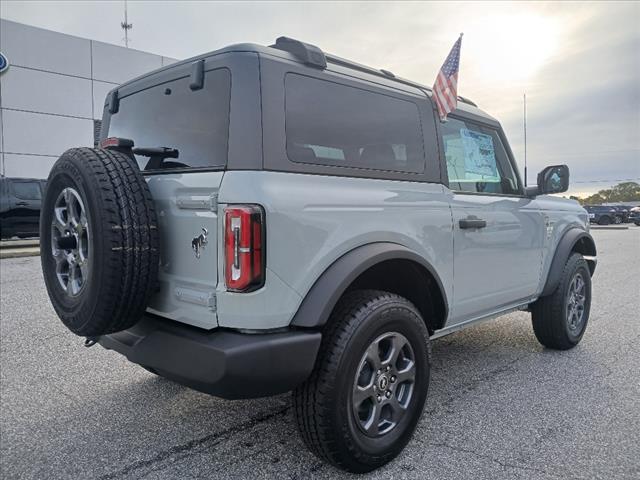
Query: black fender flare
541,228,596,297
290,242,448,328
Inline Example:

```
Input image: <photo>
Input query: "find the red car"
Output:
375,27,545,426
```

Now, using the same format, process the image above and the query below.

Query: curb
0,248,41,259
0,240,40,250
590,226,630,230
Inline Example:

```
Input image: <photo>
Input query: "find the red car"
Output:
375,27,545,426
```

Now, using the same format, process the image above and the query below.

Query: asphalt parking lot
1,228,638,479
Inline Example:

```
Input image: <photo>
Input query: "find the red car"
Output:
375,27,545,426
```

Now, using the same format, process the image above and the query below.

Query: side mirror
526,164,570,196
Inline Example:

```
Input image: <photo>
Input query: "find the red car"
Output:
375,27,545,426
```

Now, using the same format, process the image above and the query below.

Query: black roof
114,37,490,119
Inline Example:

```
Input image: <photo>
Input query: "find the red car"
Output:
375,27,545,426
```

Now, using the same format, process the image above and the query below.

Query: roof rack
270,37,478,108
271,37,327,69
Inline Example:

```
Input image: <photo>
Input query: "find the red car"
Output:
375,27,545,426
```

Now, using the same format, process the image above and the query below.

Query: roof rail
457,95,477,107
271,37,327,69
325,53,434,95
270,37,478,108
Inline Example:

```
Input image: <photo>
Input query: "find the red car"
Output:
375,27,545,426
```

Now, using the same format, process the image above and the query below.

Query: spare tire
40,147,159,337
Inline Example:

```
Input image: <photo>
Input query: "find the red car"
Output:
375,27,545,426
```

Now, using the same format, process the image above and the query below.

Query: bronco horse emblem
191,228,208,258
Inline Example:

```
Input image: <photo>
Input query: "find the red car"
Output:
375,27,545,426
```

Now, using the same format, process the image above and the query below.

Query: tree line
569,182,640,205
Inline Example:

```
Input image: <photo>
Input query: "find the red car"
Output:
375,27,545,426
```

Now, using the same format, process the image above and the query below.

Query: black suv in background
0,177,46,239
610,205,632,223
584,205,619,225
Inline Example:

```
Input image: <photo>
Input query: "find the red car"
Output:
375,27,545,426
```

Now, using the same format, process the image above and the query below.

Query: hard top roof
113,38,496,123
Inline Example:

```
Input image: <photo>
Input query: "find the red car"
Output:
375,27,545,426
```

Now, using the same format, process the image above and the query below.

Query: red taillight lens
224,205,264,292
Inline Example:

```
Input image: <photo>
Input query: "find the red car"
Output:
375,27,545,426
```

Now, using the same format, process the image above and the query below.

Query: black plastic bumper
99,315,322,399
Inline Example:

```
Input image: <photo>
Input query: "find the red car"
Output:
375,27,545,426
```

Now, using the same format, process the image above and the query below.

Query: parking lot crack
428,442,567,478
98,406,290,479
427,356,525,414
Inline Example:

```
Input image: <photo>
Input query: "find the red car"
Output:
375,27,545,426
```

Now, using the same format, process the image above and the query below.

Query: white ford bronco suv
40,37,597,473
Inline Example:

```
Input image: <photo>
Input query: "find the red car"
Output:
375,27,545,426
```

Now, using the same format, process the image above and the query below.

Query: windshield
107,68,231,171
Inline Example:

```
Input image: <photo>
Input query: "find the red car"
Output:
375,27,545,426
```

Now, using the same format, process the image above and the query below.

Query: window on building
93,120,102,148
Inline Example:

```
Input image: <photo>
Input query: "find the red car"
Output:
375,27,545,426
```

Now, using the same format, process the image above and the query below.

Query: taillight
224,205,265,292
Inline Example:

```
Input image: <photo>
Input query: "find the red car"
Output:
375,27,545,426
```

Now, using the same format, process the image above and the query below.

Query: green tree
581,181,640,204
609,182,640,202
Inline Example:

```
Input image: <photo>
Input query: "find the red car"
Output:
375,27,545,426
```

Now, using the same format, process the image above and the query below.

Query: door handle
459,217,487,229
15,201,28,206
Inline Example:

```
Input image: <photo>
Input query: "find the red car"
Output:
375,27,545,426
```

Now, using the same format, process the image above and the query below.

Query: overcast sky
2,1,639,196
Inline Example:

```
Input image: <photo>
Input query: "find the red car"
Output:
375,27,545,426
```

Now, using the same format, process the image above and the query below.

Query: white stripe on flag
435,88,450,115
435,73,451,110
438,74,456,110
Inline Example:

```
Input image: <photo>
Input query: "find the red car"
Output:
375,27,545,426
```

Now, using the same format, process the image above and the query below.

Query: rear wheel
293,290,430,473
531,253,591,350
598,215,611,225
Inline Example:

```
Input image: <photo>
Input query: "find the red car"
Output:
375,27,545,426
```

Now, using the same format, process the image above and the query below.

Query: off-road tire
40,148,159,337
293,290,430,473
531,253,591,350
598,215,611,225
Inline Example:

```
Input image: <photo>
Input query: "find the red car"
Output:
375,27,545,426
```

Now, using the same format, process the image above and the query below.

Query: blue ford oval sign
0,52,8,74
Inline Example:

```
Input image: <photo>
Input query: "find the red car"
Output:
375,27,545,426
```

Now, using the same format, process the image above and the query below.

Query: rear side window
441,118,520,195
285,74,425,173
12,181,42,200
107,68,231,171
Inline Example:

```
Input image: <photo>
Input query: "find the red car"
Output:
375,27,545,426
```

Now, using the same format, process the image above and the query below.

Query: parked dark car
0,177,46,239
583,205,618,225
609,205,631,223
629,208,640,226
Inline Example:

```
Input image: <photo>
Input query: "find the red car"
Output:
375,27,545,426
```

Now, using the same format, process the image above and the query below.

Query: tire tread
41,147,159,337
532,253,590,350
293,289,429,472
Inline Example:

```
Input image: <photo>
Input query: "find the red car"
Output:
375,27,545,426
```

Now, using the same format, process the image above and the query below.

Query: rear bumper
99,314,321,399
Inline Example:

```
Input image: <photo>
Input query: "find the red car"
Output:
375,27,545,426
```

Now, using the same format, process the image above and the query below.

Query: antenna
523,93,528,187
121,0,132,48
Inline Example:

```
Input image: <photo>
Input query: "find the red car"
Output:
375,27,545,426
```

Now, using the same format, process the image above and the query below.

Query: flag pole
523,93,528,187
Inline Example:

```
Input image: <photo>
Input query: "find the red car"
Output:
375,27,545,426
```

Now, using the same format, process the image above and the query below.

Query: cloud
1,1,638,196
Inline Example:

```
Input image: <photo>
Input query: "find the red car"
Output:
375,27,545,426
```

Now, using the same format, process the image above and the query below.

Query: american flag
433,34,462,121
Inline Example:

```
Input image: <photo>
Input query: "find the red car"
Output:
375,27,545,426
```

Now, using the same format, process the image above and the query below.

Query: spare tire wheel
40,147,159,337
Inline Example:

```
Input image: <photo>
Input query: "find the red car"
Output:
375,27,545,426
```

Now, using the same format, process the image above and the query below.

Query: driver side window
441,118,520,195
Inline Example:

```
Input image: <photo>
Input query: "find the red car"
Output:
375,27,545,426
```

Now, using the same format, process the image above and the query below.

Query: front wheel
531,253,592,350
293,290,430,473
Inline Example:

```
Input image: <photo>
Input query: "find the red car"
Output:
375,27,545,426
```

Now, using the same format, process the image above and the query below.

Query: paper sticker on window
459,128,498,178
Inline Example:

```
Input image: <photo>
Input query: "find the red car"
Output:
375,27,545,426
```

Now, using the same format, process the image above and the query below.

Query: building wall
0,19,177,179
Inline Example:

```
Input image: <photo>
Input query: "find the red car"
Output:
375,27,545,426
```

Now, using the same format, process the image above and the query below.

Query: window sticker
444,135,465,180
459,128,498,178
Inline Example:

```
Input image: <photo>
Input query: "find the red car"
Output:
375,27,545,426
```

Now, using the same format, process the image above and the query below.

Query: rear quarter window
107,68,231,172
284,74,425,173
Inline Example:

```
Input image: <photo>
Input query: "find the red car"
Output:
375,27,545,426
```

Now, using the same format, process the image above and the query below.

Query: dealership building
0,19,177,179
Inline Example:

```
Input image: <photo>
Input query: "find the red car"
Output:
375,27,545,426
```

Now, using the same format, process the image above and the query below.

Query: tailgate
145,172,224,329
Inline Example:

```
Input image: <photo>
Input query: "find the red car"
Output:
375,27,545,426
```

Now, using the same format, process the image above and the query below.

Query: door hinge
209,193,218,212
208,292,217,312
176,192,219,212
175,287,216,312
